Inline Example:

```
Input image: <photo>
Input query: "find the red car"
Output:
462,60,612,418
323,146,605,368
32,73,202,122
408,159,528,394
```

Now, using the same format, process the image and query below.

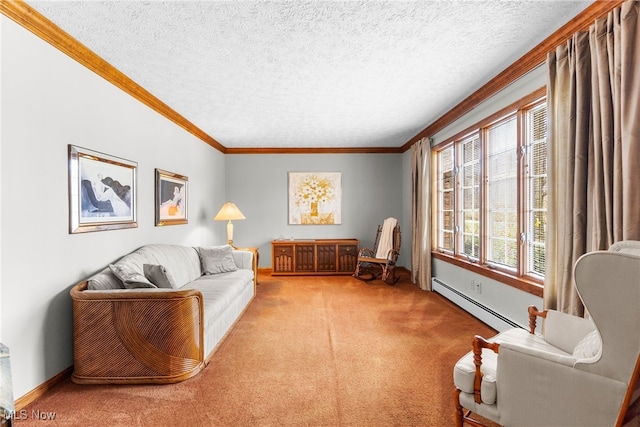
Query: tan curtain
546,0,640,315
410,137,432,290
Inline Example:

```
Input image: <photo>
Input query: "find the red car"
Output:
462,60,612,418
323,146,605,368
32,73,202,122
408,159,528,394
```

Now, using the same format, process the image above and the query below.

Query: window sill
431,251,544,298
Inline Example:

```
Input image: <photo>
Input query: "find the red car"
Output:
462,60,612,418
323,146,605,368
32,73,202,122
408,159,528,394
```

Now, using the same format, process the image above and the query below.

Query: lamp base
227,221,234,247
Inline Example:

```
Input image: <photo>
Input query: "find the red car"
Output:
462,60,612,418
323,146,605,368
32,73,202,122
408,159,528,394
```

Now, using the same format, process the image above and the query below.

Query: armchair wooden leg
455,389,464,427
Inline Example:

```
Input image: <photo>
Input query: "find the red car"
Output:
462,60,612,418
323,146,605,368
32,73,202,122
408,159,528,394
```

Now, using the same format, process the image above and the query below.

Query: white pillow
197,245,237,274
109,263,157,289
143,264,178,289
572,330,602,359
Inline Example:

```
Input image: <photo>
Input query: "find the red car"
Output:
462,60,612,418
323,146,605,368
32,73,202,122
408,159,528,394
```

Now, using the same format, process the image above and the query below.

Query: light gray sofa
70,244,255,384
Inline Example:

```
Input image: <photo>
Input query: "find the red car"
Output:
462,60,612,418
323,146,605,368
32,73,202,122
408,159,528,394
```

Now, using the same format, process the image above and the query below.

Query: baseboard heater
431,277,523,332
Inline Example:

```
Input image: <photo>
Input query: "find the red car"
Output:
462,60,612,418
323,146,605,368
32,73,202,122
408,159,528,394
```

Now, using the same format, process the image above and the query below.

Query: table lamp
214,202,245,246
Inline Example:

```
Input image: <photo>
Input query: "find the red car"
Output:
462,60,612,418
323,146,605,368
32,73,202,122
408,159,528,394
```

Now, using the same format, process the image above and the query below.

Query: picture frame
155,169,188,226
68,145,137,234
288,172,342,225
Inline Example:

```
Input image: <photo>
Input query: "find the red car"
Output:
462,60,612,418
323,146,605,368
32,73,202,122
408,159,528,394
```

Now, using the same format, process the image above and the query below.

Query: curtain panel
410,137,432,290
546,0,640,315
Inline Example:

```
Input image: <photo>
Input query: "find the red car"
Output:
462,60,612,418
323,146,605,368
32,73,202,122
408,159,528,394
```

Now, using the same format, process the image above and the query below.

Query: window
437,145,455,253
460,134,480,260
486,116,518,270
524,103,548,277
433,95,547,290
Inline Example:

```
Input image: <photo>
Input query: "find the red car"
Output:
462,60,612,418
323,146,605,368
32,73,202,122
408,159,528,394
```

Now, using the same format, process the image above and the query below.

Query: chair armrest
472,335,500,403
499,341,577,367
71,281,205,384
528,305,547,334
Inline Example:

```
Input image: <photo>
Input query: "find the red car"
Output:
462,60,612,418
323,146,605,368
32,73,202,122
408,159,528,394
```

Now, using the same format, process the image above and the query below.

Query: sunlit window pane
460,135,480,259
487,117,518,270
437,146,455,252
525,104,547,277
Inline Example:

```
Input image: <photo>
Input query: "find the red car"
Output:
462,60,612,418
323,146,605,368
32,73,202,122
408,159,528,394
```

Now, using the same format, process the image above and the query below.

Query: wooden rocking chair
353,218,401,285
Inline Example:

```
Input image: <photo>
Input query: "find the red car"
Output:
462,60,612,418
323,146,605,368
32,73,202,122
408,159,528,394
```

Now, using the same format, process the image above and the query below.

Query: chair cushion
453,328,571,405
609,240,640,256
454,344,499,404
572,329,602,359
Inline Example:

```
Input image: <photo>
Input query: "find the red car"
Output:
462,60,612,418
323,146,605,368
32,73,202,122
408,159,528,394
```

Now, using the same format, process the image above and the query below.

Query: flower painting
288,172,341,225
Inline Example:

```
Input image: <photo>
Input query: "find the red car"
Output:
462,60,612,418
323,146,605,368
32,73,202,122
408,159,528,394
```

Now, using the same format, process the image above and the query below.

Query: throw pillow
109,263,157,289
572,330,602,359
197,245,237,275
143,264,178,289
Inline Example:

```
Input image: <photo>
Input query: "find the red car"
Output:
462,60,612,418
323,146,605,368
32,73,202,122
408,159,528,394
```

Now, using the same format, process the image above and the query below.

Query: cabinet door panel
295,245,315,272
316,245,337,272
273,245,293,273
338,245,358,272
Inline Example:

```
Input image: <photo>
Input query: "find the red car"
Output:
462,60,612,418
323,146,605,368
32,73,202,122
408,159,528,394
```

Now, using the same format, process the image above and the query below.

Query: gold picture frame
155,169,188,226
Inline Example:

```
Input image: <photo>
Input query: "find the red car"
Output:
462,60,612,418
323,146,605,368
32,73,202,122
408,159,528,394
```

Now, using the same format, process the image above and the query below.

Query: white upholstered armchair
453,241,640,427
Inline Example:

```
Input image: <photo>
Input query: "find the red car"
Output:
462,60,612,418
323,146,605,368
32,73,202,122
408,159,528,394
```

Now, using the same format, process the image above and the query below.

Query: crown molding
0,0,227,154
3,0,624,155
225,146,404,155
401,0,626,152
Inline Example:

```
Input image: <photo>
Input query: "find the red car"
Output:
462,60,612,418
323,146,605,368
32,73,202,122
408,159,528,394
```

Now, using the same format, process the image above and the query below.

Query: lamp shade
214,202,246,221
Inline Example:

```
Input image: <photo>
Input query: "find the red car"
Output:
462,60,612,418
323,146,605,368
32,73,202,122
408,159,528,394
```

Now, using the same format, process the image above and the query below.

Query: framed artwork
288,172,342,225
68,145,137,233
155,169,188,226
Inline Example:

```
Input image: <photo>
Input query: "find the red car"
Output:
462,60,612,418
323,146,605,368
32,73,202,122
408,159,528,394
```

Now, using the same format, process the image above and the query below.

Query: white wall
225,153,405,267
1,16,228,399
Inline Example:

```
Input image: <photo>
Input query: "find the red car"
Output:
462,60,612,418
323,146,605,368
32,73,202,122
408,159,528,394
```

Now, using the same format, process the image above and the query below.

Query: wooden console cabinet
271,239,359,275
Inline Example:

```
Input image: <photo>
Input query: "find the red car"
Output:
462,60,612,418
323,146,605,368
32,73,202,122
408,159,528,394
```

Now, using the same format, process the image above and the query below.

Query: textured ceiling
26,1,593,149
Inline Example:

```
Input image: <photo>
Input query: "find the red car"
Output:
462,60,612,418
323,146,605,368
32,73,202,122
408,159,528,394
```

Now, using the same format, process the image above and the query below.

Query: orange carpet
15,271,496,426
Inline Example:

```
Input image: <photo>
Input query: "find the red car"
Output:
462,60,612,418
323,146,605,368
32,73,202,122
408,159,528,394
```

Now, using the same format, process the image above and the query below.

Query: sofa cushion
87,268,124,290
197,246,238,274
109,263,157,289
143,264,178,289
134,245,202,288
184,269,254,322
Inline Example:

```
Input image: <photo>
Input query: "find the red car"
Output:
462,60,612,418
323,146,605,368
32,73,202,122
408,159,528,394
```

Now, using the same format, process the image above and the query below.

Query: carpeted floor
15,271,496,426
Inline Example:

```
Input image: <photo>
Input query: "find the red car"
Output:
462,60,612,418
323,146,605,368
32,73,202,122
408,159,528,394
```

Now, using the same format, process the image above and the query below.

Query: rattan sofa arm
71,280,204,301
70,280,205,384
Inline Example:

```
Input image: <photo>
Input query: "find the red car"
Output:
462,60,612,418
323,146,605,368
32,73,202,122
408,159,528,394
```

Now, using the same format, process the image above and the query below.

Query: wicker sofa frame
71,284,206,384
70,244,255,385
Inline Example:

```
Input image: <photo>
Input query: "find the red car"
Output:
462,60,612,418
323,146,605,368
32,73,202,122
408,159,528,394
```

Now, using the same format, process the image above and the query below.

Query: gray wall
225,153,405,267
1,16,228,399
